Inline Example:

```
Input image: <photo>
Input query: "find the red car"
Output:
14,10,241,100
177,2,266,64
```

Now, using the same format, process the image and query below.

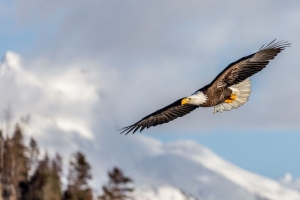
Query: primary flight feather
120,40,290,135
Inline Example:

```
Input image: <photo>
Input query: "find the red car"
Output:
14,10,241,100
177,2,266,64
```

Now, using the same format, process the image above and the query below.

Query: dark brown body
200,86,232,107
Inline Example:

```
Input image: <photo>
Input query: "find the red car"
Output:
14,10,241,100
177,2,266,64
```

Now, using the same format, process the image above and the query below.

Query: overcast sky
0,0,300,185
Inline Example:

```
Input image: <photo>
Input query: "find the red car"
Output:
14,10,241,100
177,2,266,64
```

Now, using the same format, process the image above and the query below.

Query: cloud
7,0,300,133
1,0,300,162
0,52,98,138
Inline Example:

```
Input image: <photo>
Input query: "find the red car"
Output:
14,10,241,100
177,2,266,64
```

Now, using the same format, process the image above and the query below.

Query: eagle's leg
224,94,237,103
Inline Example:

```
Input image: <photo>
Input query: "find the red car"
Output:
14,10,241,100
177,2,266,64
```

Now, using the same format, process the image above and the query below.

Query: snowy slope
177,141,300,200
280,174,300,194
130,140,300,200
133,185,198,200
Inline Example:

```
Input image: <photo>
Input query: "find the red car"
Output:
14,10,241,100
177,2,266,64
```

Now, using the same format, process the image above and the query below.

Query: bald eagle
120,40,290,134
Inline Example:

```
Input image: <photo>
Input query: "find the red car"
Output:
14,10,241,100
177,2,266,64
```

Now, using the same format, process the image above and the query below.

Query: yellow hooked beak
181,98,190,105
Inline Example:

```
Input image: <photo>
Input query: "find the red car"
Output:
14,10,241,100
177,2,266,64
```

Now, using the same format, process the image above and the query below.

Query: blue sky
1,0,300,184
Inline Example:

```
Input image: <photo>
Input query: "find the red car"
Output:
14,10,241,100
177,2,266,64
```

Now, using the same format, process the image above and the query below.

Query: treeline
0,124,134,200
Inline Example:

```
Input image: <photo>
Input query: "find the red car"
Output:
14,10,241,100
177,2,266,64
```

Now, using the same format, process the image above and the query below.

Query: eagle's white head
181,91,207,106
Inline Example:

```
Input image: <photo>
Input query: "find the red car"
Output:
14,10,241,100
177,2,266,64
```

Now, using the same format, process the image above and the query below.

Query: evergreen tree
0,130,3,170
1,124,64,200
47,153,63,200
29,153,50,200
63,151,93,200
98,167,134,200
0,130,4,199
28,137,39,176
28,152,62,200
2,137,13,199
11,124,29,185
29,154,61,200
4,124,29,200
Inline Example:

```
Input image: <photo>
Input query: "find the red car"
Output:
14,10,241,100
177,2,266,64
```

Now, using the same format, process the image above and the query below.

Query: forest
0,123,134,200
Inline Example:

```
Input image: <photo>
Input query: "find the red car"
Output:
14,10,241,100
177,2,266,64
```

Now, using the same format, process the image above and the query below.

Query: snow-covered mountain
122,140,300,200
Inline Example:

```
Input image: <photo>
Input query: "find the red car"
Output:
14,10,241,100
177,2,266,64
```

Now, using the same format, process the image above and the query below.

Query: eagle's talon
225,94,237,103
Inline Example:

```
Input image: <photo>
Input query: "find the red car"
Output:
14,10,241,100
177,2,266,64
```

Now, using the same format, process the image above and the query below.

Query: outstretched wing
120,98,199,135
210,40,290,88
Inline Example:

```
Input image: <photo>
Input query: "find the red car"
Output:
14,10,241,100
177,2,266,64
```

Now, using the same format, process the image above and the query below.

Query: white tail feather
213,78,252,114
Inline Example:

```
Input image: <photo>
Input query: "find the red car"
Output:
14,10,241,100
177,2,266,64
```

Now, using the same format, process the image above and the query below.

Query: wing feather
210,40,290,88
120,98,199,135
